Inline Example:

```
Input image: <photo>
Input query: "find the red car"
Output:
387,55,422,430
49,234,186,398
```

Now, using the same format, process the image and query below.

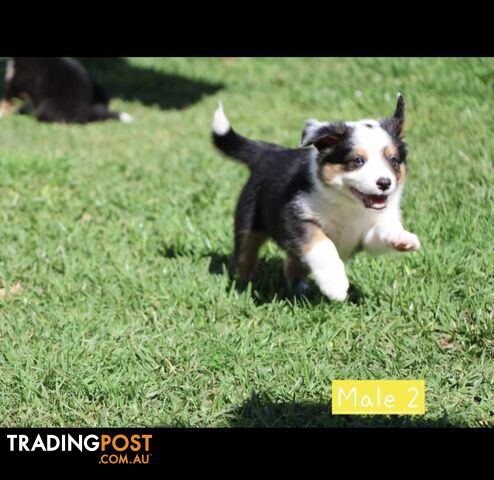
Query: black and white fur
0,58,132,124
212,95,420,301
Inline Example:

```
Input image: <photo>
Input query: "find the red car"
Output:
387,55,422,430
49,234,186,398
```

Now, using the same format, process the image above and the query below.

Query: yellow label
332,380,425,415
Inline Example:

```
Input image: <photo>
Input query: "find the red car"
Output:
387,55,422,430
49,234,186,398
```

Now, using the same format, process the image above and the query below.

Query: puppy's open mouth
350,187,388,210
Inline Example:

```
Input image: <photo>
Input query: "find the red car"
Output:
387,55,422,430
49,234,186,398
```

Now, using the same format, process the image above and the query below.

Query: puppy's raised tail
212,102,267,170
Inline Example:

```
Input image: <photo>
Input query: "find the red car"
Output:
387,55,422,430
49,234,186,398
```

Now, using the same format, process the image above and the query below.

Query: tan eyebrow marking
383,144,406,184
354,147,368,160
383,145,398,158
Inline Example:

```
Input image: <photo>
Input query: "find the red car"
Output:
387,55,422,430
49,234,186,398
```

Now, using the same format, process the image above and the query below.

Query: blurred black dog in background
0,58,132,124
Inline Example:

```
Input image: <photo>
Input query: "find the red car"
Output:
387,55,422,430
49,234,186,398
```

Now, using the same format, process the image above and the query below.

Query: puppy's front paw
389,231,420,252
318,271,349,302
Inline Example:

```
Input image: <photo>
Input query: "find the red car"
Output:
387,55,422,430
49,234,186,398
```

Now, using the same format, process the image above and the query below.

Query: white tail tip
212,101,230,135
119,112,133,123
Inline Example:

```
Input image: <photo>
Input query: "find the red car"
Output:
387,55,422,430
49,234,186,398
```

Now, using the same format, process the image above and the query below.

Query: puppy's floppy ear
300,119,348,149
392,93,406,136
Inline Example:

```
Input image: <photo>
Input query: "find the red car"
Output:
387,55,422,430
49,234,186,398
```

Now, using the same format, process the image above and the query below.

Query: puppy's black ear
300,120,348,149
380,93,406,139
392,93,405,136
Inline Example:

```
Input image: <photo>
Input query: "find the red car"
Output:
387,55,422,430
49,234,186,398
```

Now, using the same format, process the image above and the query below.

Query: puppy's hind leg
0,99,17,118
234,230,266,285
233,183,266,285
35,100,70,123
91,104,133,123
284,254,310,295
86,104,133,123
1,96,35,119
17,99,34,115
0,60,20,118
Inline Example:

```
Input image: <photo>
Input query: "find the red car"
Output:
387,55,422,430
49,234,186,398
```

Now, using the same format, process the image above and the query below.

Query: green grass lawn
0,58,492,427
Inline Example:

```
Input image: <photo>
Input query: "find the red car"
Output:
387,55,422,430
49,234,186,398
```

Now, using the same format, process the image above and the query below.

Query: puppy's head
300,94,408,211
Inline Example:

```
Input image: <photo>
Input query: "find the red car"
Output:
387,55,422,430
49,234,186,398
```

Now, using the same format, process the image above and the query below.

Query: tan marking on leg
283,254,309,287
299,222,329,255
0,99,17,116
236,231,266,282
297,222,349,301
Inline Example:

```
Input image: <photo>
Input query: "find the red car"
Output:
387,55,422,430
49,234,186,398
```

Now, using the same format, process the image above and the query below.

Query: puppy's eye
389,157,401,169
352,156,365,167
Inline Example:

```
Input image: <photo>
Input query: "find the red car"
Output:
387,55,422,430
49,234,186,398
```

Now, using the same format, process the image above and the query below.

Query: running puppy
0,58,132,124
211,95,420,301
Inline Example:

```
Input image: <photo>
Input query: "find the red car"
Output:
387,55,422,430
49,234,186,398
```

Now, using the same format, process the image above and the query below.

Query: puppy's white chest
299,192,377,260
318,207,376,260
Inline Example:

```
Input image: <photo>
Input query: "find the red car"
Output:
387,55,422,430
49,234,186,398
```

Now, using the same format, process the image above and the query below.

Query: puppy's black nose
376,177,391,191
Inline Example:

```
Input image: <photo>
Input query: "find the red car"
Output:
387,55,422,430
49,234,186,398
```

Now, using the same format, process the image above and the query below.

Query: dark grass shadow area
228,392,460,428
207,251,364,306
78,58,223,110
158,244,364,306
208,252,294,305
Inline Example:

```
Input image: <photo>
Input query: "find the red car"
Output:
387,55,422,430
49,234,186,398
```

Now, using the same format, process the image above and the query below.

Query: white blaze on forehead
343,119,398,196
346,119,392,153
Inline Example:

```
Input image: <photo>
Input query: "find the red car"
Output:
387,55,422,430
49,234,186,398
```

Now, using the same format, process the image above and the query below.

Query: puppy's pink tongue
370,195,386,205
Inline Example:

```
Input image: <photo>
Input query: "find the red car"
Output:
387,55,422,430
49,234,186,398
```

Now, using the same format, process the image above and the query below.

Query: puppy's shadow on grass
158,245,364,306
78,57,223,110
228,392,459,428
208,252,364,306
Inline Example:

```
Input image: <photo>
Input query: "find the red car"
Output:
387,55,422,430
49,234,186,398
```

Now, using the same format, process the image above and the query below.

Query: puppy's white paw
119,112,133,123
317,270,349,302
303,238,349,301
389,231,420,252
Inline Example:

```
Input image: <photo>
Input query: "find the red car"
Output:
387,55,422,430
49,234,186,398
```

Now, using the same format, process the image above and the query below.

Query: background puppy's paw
389,231,420,252
119,112,133,123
